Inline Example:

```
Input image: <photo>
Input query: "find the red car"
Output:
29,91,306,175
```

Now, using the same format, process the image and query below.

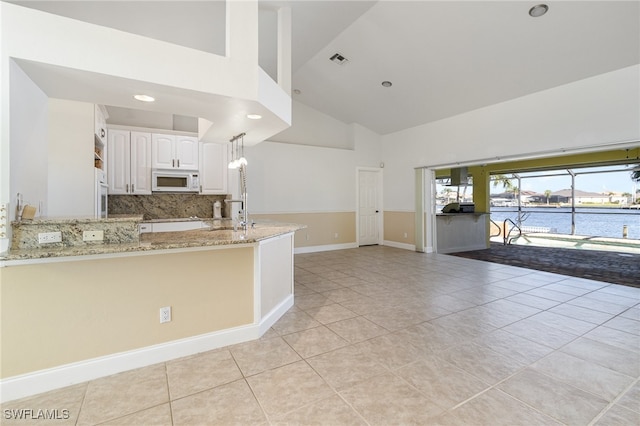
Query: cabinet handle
172,159,175,168
177,159,180,168
126,184,129,193
132,184,135,193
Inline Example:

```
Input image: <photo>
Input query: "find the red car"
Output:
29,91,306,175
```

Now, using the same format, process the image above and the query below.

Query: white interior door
358,169,381,246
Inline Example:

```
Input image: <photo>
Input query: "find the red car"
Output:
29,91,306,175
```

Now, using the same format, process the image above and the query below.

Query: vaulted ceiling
10,1,640,136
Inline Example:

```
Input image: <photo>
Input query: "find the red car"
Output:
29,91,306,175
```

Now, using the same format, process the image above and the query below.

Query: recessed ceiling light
247,114,262,120
528,4,548,17
381,81,392,88
134,94,155,102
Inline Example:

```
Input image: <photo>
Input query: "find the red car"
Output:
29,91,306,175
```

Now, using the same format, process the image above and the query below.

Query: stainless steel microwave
152,170,200,192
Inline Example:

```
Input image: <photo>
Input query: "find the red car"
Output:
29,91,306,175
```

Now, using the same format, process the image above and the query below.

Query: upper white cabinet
200,142,228,194
108,130,152,195
130,132,153,193
94,104,107,144
94,105,107,173
151,134,198,170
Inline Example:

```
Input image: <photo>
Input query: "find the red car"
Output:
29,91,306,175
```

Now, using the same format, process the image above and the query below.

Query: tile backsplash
109,194,229,220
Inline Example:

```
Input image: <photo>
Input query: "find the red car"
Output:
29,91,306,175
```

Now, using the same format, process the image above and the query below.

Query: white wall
1,2,256,103
246,100,382,214
47,99,95,218
382,65,640,211
246,141,357,214
9,60,49,220
270,100,353,149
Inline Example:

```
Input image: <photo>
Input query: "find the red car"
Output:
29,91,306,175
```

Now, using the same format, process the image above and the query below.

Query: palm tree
544,189,551,205
510,186,519,202
492,174,514,191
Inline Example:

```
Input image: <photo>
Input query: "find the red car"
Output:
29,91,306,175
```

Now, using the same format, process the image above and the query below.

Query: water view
489,207,640,240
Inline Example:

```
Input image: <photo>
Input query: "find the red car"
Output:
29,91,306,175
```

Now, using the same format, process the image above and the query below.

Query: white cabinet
199,142,228,194
108,130,152,195
94,105,107,145
152,134,198,170
130,132,153,193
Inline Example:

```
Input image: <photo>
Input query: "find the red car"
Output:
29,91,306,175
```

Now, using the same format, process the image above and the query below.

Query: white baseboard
1,296,295,403
383,240,416,251
294,242,358,254
259,295,294,335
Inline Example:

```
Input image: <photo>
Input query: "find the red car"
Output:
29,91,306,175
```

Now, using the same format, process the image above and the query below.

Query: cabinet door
107,130,131,194
94,105,106,143
130,132,152,194
200,142,228,194
152,134,175,169
175,136,199,170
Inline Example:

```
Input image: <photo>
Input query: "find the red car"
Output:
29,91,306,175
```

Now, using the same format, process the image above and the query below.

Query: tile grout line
587,376,640,426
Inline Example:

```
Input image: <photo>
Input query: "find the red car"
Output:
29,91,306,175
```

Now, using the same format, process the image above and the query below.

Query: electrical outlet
160,306,171,323
83,230,104,241
404,232,408,238
38,231,62,244
334,233,339,239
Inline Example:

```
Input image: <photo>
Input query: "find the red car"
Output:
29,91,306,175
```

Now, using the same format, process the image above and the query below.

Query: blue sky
491,166,639,195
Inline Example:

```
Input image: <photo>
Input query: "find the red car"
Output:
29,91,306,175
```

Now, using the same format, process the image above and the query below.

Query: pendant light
238,133,248,166
228,132,247,169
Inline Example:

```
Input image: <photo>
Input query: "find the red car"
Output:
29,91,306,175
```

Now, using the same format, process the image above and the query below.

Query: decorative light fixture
528,4,548,17
381,81,393,88
133,94,155,102
228,132,247,169
246,114,262,120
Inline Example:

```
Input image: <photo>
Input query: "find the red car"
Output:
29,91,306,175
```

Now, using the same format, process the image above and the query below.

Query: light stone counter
1,220,301,401
1,221,305,263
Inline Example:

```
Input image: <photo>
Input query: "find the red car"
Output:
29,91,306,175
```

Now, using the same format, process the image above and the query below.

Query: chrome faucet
224,199,252,231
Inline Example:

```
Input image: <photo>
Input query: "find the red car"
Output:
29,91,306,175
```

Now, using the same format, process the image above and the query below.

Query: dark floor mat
449,243,640,288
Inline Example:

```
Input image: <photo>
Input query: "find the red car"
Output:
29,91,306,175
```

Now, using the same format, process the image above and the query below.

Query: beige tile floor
2,246,639,425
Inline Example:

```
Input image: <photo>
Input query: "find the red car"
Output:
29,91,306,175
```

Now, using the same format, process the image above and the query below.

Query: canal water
489,207,640,240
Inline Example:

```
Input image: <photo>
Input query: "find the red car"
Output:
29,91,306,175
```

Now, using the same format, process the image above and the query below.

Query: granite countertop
11,215,144,225
1,221,305,262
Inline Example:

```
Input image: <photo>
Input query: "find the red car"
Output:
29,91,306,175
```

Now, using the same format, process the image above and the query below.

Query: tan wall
383,211,415,245
0,247,254,378
251,212,356,247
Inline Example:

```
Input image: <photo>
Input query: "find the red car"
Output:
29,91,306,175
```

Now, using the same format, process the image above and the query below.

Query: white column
225,0,259,66
277,7,292,95
415,168,425,252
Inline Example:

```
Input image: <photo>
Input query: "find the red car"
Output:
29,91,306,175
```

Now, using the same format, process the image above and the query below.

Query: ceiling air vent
329,53,348,65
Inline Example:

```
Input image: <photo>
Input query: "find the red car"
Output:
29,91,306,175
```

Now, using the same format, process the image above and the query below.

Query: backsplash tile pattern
109,194,229,220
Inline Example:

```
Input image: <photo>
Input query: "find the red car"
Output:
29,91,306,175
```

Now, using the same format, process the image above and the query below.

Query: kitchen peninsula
0,217,304,402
